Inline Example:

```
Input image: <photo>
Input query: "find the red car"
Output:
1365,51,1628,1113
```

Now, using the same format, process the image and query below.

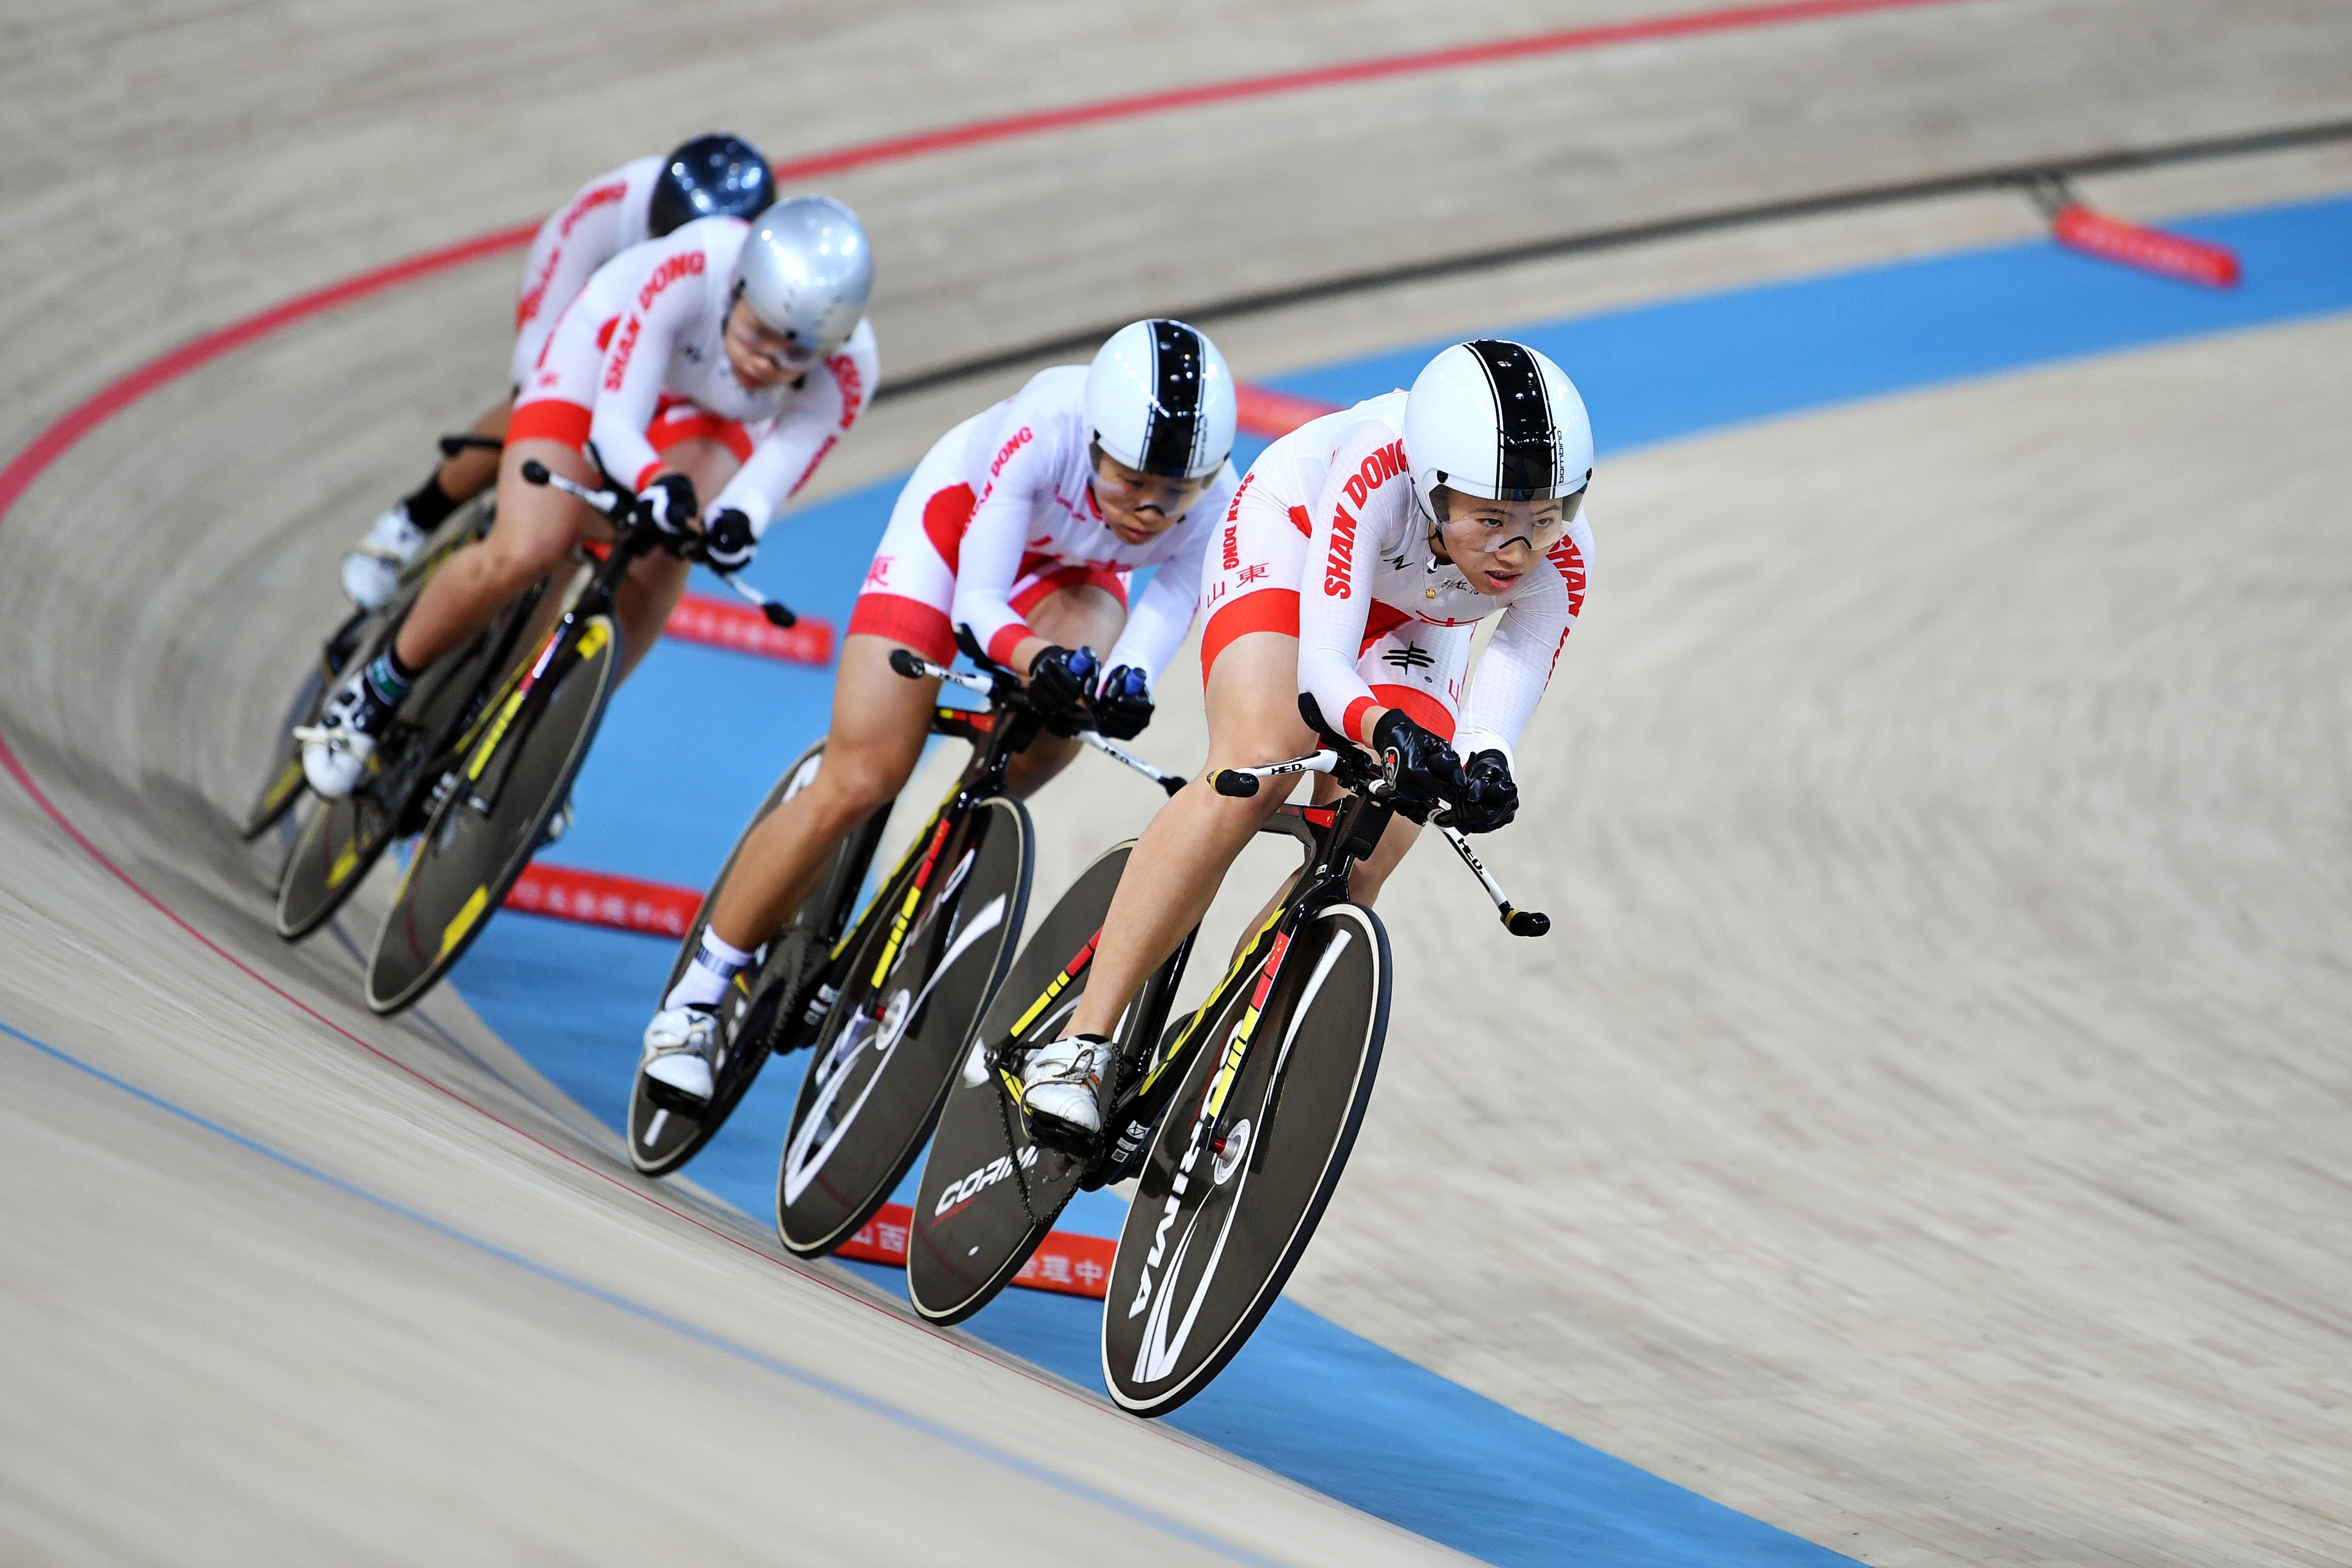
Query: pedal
1023,1099,1105,1161
639,1073,711,1116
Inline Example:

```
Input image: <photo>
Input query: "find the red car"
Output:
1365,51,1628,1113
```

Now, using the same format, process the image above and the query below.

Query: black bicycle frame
991,714,1403,1184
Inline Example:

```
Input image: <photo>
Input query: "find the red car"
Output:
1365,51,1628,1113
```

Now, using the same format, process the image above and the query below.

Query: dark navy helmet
648,133,775,237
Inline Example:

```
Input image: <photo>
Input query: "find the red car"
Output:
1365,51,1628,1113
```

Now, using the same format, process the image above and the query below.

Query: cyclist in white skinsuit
637,321,1241,1105
300,197,878,799
339,135,775,610
1020,339,1596,1141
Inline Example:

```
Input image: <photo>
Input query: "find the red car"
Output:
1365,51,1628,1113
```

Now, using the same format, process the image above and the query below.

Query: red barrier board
505,864,701,938
1236,384,1342,439
665,593,834,666
2052,205,2240,289
835,1200,1118,1300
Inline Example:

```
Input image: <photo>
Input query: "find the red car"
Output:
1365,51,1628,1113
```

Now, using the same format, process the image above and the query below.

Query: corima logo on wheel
931,1145,1039,1220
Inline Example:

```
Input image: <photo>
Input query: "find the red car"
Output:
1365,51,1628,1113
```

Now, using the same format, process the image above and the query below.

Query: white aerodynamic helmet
733,195,874,361
1084,319,1237,480
1403,340,1594,520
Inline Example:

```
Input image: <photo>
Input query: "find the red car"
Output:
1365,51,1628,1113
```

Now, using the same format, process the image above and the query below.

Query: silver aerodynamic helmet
732,195,874,363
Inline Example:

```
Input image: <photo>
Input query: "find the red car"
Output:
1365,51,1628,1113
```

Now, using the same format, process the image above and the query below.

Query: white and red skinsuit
849,365,1236,686
508,156,666,393
510,216,878,538
1196,391,1593,767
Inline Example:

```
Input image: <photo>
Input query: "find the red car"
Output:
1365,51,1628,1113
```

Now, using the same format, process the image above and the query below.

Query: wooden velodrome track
2,1,2348,1561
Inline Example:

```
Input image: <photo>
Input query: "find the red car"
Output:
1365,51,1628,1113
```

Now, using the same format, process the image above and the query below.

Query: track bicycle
742,636,1181,1258
910,697,1547,1417
270,435,549,942
242,435,511,845
356,461,794,1015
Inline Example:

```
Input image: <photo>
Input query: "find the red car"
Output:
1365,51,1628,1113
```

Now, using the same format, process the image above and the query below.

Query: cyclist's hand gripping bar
520,460,795,628
1209,751,1340,799
883,649,1183,796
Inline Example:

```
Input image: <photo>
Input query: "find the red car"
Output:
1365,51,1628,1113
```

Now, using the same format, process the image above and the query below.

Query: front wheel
1102,902,1389,1418
362,611,619,1015
627,742,891,1177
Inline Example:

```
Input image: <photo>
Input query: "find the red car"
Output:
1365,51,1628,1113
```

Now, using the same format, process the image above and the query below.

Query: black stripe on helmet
1463,339,1560,501
1139,320,1207,477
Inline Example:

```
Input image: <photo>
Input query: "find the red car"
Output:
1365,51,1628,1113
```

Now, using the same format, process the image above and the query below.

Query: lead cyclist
340,135,777,611
637,319,1241,1104
1018,339,1597,1143
300,195,878,798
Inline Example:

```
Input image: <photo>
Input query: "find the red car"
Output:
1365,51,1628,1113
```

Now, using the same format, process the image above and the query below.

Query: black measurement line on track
874,116,2352,404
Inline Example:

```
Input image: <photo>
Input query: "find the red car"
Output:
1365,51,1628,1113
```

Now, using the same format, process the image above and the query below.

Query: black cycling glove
631,472,699,541
1453,748,1519,833
701,507,756,575
1373,708,1466,807
1026,644,1099,720
1094,664,1154,740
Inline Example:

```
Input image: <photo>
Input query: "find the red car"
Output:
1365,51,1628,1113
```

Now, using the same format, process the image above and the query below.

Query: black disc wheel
272,786,404,941
363,610,620,1015
908,840,1151,1323
241,611,368,842
775,795,1031,1258
627,742,892,1177
1102,902,1389,1418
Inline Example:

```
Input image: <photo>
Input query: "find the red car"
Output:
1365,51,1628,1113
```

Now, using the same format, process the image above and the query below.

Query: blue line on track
0,1015,1296,1567
455,192,2352,1566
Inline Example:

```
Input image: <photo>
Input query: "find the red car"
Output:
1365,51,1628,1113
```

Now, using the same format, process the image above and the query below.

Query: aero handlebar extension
519,459,795,629
1213,751,1549,937
885,647,1186,799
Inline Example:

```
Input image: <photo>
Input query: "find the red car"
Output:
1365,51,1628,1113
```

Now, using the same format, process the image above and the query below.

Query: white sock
662,931,755,1012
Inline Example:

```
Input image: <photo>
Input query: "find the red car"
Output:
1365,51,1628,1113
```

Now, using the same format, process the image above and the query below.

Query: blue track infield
452,192,2352,1565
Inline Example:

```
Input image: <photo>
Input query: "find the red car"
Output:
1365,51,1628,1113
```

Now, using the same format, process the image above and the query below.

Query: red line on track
767,0,1979,180
0,224,538,522
0,0,1984,522
0,0,1977,1399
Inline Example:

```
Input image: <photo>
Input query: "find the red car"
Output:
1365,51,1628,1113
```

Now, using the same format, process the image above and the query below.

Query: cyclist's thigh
1202,630,1317,774
843,426,981,665
647,431,745,504
1022,579,1125,654
1196,471,1317,771
483,437,598,574
816,633,943,810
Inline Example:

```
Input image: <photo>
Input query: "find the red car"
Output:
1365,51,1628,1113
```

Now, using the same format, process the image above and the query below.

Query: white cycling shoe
641,1006,720,1103
1021,1034,1112,1139
296,671,384,799
341,503,428,612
